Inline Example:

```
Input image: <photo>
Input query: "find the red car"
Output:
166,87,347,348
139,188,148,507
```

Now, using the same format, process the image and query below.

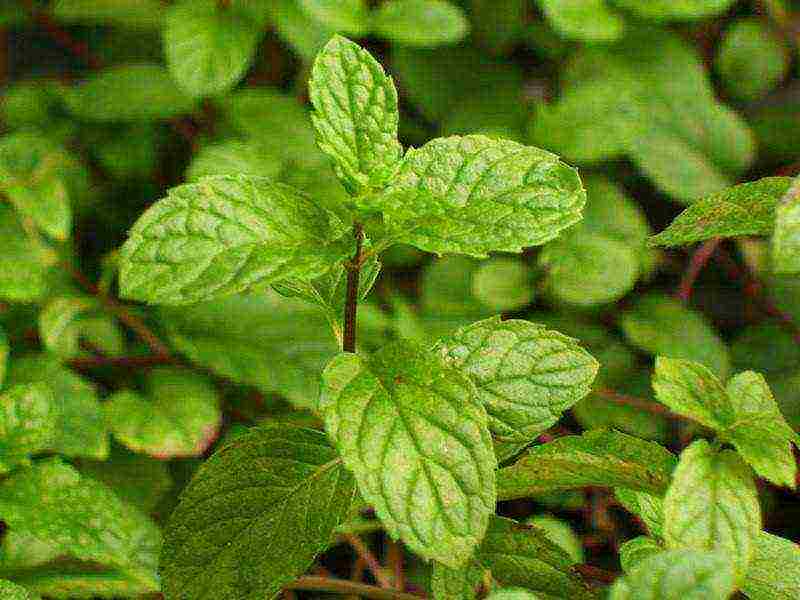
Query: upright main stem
343,222,364,353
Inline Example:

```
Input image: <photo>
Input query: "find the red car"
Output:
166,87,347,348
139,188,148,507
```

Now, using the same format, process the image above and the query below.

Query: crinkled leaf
497,430,677,500
477,516,596,599
164,0,261,97
649,177,793,247
609,549,735,600
105,368,221,459
320,340,496,567
772,178,800,274
160,425,357,600
119,175,353,305
536,0,625,42
371,135,586,256
0,580,41,600
0,384,57,474
0,459,160,598
309,36,403,194
663,440,761,583
431,559,486,600
742,532,800,600
619,537,663,573
372,0,469,47
435,316,598,440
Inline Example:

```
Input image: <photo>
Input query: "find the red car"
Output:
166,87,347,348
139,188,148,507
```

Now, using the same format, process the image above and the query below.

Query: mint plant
1,3,800,600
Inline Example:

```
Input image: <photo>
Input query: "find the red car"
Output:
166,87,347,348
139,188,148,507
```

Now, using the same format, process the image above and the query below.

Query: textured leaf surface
64,65,195,121
497,430,677,500
164,0,261,97
372,135,585,256
663,440,761,583
309,36,403,194
609,549,734,600
435,316,598,440
0,580,41,600
649,177,793,247
320,340,496,567
0,384,57,473
430,560,485,600
742,532,800,600
477,516,596,599
619,536,662,573
372,0,469,47
120,175,352,304
772,178,800,274
536,0,624,42
161,426,356,600
105,368,221,459
0,459,160,598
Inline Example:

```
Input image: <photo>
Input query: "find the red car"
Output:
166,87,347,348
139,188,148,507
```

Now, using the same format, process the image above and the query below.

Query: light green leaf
527,514,584,564
619,537,662,573
477,516,596,599
372,135,586,256
64,64,196,121
320,340,496,567
105,368,221,459
159,291,338,409
0,204,58,302
536,0,625,42
186,139,284,182
431,560,486,600
609,549,735,600
723,371,799,487
772,178,800,274
613,0,739,21
5,180,70,241
38,296,100,357
164,0,261,97
119,175,353,305
0,384,58,474
435,316,598,440
742,531,800,600
51,0,165,29
620,294,730,378
0,580,41,600
539,229,639,306
6,356,108,460
486,590,545,600
615,489,665,538
309,35,403,194
161,426,357,600
372,0,469,47
269,0,335,61
649,177,793,247
470,258,534,312
0,459,161,598
299,0,370,35
663,440,761,583
497,430,677,500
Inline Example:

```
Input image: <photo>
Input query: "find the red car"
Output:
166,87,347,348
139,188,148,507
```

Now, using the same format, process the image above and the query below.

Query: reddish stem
677,238,722,302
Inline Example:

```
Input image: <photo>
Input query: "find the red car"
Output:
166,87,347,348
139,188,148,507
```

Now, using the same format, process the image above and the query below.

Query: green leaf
772,178,800,274
371,135,586,256
161,425,357,600
5,180,70,241
485,589,545,600
527,514,584,564
119,175,353,305
609,549,735,600
0,580,41,600
723,371,799,487
431,560,486,600
298,0,370,35
619,537,662,573
269,0,335,61
497,430,677,500
435,316,598,440
0,205,57,302
51,0,165,29
613,0,738,21
0,384,58,474
649,177,794,247
164,0,261,97
105,368,221,459
0,459,160,598
536,0,625,42
620,294,730,378
470,258,535,312
477,516,596,599
716,19,789,102
539,229,639,306
742,532,800,600
320,340,496,567
6,356,108,460
615,489,665,538
663,440,761,583
159,291,339,409
309,35,403,194
372,0,469,47
186,139,284,182
64,65,196,121
38,296,100,358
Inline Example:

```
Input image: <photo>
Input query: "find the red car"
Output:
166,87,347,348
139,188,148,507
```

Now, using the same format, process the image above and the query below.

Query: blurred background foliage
0,0,799,597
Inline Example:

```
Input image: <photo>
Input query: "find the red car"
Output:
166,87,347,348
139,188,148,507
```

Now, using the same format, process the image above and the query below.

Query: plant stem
677,238,721,302
342,533,393,589
284,576,424,600
573,564,619,585
343,222,364,353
